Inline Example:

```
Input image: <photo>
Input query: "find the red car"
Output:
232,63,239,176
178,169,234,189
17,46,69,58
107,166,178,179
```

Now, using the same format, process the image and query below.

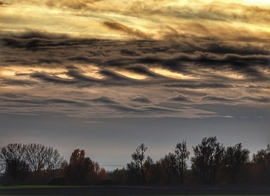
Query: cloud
1,28,270,119
0,89,223,119
1,33,269,92
30,72,77,84
46,98,88,106
126,65,162,78
242,96,270,103
0,78,36,86
165,82,233,89
66,67,101,83
0,1,7,6
12,30,69,40
138,52,270,81
99,69,132,81
45,0,103,10
2,32,270,85
130,95,151,103
203,42,270,56
120,49,140,57
202,95,270,104
202,95,237,103
90,96,118,104
88,96,142,113
3,0,270,43
0,95,88,107
102,21,152,39
168,94,191,102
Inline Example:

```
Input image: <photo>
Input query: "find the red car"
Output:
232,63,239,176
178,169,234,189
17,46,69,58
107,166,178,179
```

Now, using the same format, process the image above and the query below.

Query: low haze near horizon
0,0,270,170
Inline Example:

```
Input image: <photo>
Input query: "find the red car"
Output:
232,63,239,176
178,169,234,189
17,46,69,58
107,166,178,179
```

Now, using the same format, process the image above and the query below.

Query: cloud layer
1,31,269,119
0,0,270,119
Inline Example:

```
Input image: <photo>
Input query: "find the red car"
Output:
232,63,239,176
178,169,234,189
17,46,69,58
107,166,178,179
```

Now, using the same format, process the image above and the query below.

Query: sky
0,0,270,170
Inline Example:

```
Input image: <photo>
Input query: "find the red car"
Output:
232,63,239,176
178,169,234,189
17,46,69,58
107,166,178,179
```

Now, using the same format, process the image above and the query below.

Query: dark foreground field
0,186,270,195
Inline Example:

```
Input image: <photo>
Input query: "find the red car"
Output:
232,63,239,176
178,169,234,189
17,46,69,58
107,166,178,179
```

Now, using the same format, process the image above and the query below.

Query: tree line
0,136,270,186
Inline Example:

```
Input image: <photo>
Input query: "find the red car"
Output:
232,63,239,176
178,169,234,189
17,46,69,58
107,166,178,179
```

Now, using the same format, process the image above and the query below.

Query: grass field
0,185,83,189
1,185,270,196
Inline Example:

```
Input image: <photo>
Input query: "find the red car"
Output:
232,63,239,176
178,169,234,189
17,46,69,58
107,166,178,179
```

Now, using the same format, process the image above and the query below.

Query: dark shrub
49,177,68,186
100,179,114,186
1,175,17,186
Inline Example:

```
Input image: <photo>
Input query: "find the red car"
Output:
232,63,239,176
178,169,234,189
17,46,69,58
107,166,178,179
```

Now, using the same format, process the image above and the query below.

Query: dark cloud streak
30,72,77,84
102,21,151,39
130,95,151,103
202,95,270,104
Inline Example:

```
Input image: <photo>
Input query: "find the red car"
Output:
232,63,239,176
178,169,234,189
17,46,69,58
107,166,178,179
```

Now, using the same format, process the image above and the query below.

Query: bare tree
45,148,64,171
24,143,47,173
0,143,29,182
0,158,4,173
24,143,64,175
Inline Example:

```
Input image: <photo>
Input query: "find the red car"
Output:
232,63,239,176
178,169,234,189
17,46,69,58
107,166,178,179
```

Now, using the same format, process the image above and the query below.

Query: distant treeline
0,136,270,186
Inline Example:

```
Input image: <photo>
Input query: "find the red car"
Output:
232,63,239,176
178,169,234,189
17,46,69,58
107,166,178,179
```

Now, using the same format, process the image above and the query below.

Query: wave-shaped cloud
1,0,270,119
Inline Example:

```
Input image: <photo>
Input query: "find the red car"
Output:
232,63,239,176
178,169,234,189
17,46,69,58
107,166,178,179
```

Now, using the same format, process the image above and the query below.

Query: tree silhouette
126,161,141,184
174,140,190,184
191,136,225,184
90,161,100,181
253,144,270,185
110,168,127,185
98,167,108,180
64,149,94,184
24,143,64,176
147,161,162,186
223,143,250,184
161,152,176,185
0,143,29,183
127,143,153,185
0,158,4,173
1,139,270,187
